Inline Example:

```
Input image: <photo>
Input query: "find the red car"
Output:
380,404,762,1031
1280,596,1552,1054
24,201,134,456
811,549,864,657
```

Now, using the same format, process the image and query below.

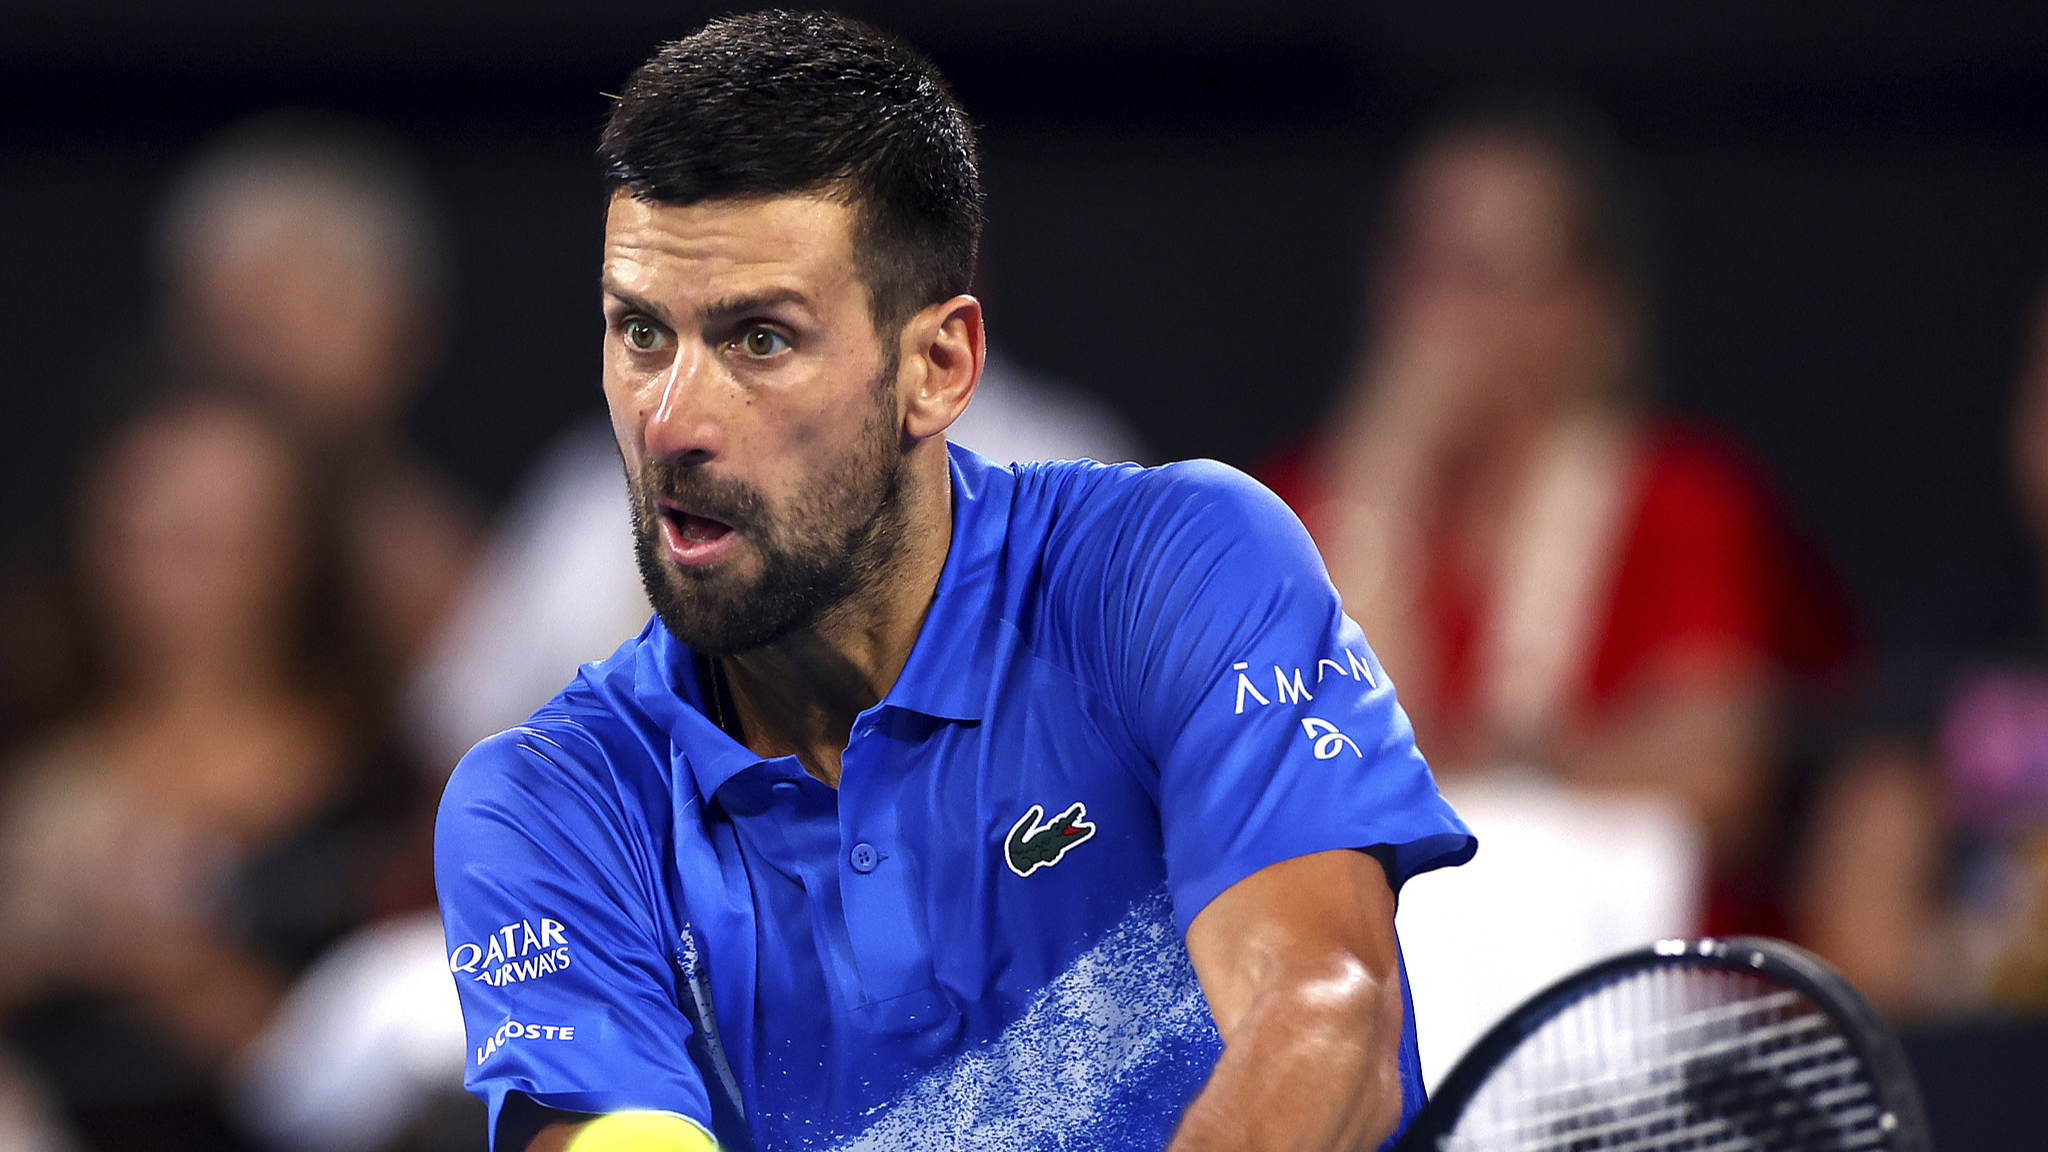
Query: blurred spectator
0,553,85,769
0,1048,74,1152
153,110,479,683
1801,283,2048,1015
1958,288,2048,1010
231,910,469,1152
0,397,422,1151
1259,99,1851,934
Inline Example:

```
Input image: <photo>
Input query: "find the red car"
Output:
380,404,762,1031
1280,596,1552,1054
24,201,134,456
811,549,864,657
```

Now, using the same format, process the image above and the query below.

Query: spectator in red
1259,100,1850,938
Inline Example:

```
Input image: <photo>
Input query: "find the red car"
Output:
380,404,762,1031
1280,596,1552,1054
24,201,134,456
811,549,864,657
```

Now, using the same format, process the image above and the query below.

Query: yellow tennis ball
565,1111,719,1152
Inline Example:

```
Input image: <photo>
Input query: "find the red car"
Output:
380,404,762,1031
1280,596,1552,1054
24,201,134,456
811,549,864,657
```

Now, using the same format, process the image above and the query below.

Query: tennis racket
1394,936,1931,1152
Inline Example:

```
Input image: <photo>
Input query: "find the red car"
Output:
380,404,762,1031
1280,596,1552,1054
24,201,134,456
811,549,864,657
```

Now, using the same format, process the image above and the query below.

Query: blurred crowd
1,92,2047,1150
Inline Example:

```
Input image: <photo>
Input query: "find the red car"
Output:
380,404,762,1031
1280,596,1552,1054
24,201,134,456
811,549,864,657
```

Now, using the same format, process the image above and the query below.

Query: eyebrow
696,287,813,327
600,275,671,328
599,276,814,330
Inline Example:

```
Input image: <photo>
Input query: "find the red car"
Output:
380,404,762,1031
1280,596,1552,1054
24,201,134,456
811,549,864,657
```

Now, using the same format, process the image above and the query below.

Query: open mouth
658,502,738,564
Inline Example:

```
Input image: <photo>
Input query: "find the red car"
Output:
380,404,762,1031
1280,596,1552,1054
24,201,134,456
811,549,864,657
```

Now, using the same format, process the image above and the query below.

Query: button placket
849,842,881,873
835,709,933,1005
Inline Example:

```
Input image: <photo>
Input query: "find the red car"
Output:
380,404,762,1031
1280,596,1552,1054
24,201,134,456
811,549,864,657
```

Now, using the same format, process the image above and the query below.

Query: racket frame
1392,935,1932,1152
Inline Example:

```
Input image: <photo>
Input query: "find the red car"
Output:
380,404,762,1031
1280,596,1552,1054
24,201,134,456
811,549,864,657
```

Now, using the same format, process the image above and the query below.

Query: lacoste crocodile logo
1004,802,1097,877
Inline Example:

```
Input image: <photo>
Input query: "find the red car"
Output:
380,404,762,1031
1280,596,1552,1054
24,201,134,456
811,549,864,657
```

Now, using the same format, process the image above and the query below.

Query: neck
719,441,954,786
1444,412,1545,535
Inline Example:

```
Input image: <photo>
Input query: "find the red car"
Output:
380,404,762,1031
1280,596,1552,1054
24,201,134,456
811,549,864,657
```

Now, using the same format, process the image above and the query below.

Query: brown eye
624,318,663,351
740,327,789,357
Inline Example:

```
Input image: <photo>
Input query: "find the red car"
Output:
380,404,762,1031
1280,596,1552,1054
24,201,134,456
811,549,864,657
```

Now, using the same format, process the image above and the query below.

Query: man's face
601,192,909,655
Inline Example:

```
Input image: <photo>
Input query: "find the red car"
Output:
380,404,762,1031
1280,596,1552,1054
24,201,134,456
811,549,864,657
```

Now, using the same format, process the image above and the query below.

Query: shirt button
849,842,881,873
772,780,800,798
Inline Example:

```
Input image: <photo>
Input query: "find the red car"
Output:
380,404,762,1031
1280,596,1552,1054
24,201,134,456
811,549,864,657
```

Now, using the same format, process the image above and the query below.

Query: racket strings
1480,989,1810,1095
1439,965,1891,1152
1464,1030,1860,1143
1481,997,1849,1122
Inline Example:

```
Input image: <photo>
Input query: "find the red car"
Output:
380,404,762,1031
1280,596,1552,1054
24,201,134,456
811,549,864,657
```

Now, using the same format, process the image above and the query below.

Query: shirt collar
653,442,1012,804
626,630,764,806
875,441,1008,723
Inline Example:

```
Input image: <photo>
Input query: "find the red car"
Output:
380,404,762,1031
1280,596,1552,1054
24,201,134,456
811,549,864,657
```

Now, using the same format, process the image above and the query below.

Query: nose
641,340,725,468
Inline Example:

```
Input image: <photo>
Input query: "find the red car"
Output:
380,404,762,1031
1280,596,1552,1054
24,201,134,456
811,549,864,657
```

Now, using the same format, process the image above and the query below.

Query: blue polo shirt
435,445,1473,1152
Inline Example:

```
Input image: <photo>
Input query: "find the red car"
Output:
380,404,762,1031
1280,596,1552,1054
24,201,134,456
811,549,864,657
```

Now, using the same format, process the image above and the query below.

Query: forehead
1410,141,1570,221
1399,141,1577,271
602,192,861,306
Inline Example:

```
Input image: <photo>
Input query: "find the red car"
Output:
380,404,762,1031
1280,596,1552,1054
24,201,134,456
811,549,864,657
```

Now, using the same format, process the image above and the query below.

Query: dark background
9,0,2048,657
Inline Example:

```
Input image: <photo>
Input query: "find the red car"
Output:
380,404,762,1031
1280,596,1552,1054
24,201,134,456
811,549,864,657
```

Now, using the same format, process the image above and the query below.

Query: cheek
778,411,835,457
601,360,652,458
606,405,642,470
800,366,894,444
760,390,885,493
599,345,632,406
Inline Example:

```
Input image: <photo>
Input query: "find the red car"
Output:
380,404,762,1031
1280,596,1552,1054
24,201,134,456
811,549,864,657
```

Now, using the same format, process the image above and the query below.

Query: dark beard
626,368,907,656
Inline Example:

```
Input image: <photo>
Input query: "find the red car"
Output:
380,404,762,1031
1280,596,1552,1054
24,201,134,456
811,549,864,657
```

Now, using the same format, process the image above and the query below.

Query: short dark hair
600,10,984,334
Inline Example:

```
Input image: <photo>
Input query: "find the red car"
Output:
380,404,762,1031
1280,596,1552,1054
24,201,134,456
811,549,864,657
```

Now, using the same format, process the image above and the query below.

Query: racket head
1396,936,1931,1152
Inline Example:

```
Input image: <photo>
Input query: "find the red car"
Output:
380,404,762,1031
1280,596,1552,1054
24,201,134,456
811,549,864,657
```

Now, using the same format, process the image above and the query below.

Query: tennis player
435,11,1475,1152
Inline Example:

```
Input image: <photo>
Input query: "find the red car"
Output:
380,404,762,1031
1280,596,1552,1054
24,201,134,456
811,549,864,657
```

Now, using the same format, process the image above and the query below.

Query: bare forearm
1168,958,1405,1152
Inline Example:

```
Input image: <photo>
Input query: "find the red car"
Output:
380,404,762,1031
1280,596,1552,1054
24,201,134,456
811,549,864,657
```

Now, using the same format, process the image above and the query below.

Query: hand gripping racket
1394,936,1931,1152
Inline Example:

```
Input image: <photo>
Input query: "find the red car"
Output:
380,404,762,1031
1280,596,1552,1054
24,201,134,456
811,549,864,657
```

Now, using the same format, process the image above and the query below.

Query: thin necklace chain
703,655,735,739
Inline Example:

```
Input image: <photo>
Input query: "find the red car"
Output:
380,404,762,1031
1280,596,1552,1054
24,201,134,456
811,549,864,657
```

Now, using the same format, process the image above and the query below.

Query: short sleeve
435,724,715,1147
1099,460,1475,936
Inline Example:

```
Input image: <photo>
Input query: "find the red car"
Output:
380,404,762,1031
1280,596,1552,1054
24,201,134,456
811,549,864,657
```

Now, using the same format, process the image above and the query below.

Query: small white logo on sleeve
449,916,572,988
475,1018,577,1065
1231,649,1377,715
1300,718,1363,759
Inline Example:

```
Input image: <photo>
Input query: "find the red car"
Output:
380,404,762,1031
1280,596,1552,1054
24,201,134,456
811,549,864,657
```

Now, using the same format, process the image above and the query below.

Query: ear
896,294,984,442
